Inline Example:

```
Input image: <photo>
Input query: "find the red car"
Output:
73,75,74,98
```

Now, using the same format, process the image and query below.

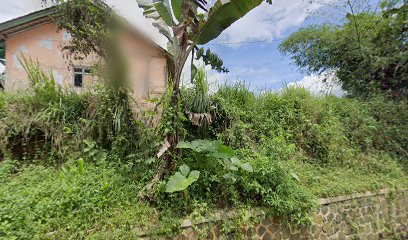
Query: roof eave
0,7,59,37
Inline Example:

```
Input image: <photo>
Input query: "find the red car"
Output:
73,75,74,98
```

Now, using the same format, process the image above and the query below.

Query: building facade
0,8,172,99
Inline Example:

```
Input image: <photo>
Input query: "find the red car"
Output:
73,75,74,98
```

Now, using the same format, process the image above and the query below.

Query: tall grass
211,84,407,166
0,56,154,163
0,59,406,238
20,55,63,103
187,67,211,113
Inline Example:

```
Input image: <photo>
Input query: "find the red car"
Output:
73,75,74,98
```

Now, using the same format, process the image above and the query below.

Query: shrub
0,58,155,163
0,157,158,239
212,85,407,167
0,61,406,238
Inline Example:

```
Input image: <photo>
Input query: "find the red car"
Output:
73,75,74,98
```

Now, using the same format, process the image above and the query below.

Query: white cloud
0,1,331,50
214,0,329,45
0,1,44,23
288,72,345,97
235,66,271,75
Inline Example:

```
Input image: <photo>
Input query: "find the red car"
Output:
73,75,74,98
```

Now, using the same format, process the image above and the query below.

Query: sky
0,0,344,94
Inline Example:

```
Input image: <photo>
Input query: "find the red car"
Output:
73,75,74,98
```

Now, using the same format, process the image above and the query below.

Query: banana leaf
195,0,263,45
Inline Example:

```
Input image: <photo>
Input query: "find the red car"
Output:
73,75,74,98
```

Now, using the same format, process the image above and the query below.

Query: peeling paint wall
38,38,54,50
4,22,168,99
12,45,28,70
62,31,72,41
5,22,96,92
52,68,64,86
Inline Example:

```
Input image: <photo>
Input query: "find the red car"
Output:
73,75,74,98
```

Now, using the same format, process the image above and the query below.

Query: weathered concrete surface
165,189,408,240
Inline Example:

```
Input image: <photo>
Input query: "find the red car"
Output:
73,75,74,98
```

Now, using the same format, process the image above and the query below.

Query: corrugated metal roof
0,7,58,36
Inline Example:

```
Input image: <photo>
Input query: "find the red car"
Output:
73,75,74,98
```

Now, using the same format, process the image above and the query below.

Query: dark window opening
73,67,90,87
74,74,83,87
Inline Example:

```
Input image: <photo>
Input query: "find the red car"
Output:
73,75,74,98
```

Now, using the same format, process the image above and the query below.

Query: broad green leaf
136,0,155,9
291,172,300,181
216,144,235,157
153,0,174,26
177,141,194,149
189,170,200,182
195,0,263,45
165,169,200,193
230,157,241,165
165,172,190,192
229,165,239,171
152,20,172,40
179,164,190,176
209,144,235,159
191,140,203,151
171,0,183,22
191,63,198,82
143,8,157,15
240,162,253,173
146,157,156,164
223,173,237,182
135,0,173,39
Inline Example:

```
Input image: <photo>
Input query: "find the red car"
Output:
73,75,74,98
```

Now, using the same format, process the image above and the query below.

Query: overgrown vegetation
0,0,407,238
0,61,406,238
280,0,407,98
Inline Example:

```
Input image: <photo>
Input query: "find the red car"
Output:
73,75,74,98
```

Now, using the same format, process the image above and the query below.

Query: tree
280,0,407,98
132,0,273,182
42,0,273,190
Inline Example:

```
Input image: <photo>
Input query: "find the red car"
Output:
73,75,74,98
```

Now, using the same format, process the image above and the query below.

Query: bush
0,158,160,239
155,139,315,224
280,3,408,98
0,58,155,164
212,85,407,167
0,61,406,238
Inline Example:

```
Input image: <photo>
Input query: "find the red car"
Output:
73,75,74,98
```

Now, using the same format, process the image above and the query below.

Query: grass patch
0,66,407,238
0,159,174,239
294,161,407,198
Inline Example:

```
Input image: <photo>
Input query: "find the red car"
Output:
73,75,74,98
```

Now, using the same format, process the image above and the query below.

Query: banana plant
136,0,273,175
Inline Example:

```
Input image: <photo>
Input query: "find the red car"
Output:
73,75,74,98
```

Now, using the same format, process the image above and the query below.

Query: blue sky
196,0,338,91
203,37,298,91
0,0,343,92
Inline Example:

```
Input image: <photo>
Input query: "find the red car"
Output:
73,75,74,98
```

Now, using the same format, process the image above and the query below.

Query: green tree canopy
280,1,407,98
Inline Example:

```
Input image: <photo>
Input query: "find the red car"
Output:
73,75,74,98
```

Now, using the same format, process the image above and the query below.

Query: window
73,67,91,87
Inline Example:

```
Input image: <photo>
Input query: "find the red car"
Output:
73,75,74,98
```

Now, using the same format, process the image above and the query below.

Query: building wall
140,189,408,239
236,189,408,240
4,22,167,99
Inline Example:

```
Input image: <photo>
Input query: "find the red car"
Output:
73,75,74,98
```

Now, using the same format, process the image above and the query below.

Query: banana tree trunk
166,66,183,171
162,45,193,173
139,47,192,199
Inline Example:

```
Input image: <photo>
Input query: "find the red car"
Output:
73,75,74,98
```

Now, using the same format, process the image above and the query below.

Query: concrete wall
4,22,167,99
236,189,408,240
141,189,408,239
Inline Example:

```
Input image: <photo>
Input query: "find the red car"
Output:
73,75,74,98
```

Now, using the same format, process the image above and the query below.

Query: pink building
0,7,173,99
